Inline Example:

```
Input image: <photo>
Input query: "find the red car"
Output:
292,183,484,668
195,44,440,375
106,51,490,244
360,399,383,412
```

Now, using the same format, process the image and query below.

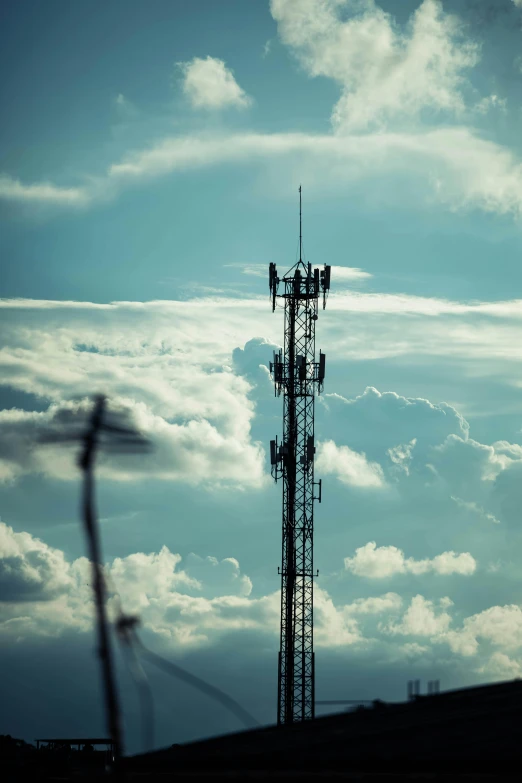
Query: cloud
2,522,522,690
4,126,522,218
479,652,522,678
344,542,477,578
0,523,402,652
227,263,371,283
3,2,522,220
178,56,252,110
454,604,522,652
270,0,479,132
382,597,522,668
330,266,372,283
0,396,266,488
474,94,507,114
0,175,90,207
451,496,500,525
513,0,522,8
320,387,469,465
0,523,270,645
114,93,138,118
344,592,403,615
430,434,513,492
316,440,386,488
0,522,74,601
385,594,453,636
387,439,417,477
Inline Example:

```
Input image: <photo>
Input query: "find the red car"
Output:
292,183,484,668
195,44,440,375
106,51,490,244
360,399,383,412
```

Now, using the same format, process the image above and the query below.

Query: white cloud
316,439,386,488
178,56,252,110
458,604,522,651
344,592,403,615
3,522,522,683
513,0,522,9
385,594,453,636
475,94,507,115
114,93,138,118
0,521,75,601
330,265,372,283
0,523,272,645
383,597,522,666
344,542,477,578
3,126,522,219
227,263,371,283
451,496,500,525
320,387,469,465
0,395,266,488
3,2,522,221
0,300,273,488
387,439,417,476
5,295,522,492
262,39,272,58
270,0,479,132
479,652,522,679
0,175,90,207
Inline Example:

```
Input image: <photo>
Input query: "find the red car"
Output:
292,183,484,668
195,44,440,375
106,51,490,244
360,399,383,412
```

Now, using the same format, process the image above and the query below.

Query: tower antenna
299,185,302,263
268,193,332,725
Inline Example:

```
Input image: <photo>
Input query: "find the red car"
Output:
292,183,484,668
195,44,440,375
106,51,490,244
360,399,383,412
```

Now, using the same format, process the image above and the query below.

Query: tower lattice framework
269,188,331,725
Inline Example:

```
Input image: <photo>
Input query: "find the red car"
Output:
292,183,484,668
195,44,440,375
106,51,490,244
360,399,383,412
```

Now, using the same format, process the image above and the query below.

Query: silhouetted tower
269,188,331,725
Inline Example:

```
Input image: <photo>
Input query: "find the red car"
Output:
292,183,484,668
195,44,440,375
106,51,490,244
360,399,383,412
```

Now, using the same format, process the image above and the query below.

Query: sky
2,0,522,755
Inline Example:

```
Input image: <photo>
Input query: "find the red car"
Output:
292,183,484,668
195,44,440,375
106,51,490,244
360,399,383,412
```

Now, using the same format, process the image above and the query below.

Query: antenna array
268,188,331,725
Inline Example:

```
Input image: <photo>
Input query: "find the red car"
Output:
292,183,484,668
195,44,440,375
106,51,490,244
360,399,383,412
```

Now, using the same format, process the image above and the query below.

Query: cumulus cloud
5,296,522,494
430,434,513,491
344,592,403,615
454,604,522,653
0,396,266,488
316,440,385,488
385,594,453,636
178,56,252,110
0,300,273,488
382,597,522,671
0,526,377,650
270,0,479,132
2,523,521,685
0,522,74,601
320,387,469,465
0,524,270,645
344,542,477,578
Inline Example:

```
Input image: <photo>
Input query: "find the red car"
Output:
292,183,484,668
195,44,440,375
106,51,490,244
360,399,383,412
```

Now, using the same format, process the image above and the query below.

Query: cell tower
269,187,331,725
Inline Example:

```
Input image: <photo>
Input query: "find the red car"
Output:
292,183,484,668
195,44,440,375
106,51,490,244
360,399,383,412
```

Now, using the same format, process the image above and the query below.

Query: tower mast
269,189,331,724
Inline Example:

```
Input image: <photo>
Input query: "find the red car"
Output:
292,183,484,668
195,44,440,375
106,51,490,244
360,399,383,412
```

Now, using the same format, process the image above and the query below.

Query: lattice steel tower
269,187,331,725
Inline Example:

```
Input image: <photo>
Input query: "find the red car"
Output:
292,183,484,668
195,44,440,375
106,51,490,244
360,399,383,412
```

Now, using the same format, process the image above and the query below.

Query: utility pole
269,187,331,725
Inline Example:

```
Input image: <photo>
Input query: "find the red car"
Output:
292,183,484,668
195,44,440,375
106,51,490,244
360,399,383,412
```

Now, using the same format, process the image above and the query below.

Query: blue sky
3,0,522,754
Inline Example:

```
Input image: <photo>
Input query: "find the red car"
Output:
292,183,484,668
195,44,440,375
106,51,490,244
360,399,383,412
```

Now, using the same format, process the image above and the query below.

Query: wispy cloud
3,126,522,218
0,175,91,207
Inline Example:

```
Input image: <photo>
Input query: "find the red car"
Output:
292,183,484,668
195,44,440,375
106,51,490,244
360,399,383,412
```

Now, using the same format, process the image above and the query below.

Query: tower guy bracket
269,187,331,725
